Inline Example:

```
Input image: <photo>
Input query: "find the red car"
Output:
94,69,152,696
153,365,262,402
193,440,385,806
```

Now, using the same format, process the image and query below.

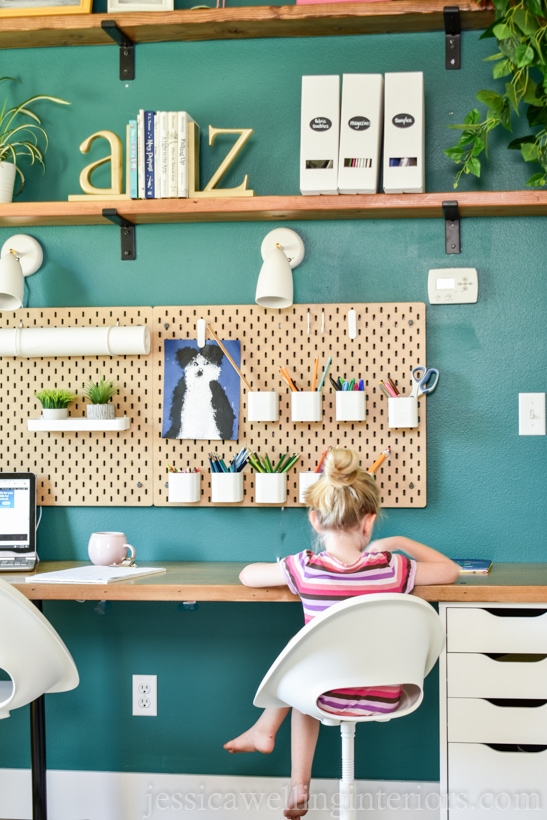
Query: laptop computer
0,473,37,572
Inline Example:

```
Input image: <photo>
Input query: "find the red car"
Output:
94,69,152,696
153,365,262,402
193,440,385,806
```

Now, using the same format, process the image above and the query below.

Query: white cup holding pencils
247,391,279,423
211,472,244,503
255,473,287,504
388,396,418,428
168,472,201,504
88,532,136,566
291,392,322,422
336,391,366,422
299,471,321,504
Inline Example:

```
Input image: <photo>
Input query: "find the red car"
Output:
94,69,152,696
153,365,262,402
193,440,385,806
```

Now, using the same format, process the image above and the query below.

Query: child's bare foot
283,784,309,819
223,726,276,755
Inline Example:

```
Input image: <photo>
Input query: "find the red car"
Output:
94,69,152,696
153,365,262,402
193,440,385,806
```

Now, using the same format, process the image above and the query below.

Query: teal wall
1,17,546,785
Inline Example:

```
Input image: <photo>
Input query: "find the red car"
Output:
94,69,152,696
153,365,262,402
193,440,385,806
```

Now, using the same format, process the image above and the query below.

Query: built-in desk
4,560,547,602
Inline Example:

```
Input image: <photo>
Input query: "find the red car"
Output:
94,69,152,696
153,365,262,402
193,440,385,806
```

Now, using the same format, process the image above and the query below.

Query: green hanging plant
0,76,70,194
445,0,547,188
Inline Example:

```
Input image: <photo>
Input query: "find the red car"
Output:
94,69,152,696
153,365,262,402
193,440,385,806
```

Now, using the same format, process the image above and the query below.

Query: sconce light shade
255,228,305,309
0,234,43,311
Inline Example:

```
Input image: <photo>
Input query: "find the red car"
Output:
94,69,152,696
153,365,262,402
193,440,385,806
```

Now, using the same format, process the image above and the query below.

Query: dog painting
162,339,240,440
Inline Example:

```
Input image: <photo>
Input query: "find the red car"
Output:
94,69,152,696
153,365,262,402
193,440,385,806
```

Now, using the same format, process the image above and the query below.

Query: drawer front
447,653,547,698
447,698,547,744
447,607,547,653
447,743,547,818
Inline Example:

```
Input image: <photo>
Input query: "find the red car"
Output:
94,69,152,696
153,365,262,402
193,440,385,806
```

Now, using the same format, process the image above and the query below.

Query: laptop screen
0,473,36,555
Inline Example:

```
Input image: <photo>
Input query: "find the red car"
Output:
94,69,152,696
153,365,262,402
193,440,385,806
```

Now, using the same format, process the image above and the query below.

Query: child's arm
366,536,460,585
239,562,288,587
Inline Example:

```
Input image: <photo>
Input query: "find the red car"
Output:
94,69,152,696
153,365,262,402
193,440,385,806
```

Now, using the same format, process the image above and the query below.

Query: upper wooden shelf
0,1,493,50
0,190,546,228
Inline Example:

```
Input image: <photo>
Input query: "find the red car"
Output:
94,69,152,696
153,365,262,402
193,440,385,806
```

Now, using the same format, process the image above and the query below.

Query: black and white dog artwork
163,342,237,440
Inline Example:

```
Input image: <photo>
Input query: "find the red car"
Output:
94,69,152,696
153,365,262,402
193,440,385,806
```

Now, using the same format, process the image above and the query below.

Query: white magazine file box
338,74,383,194
300,75,340,195
383,72,425,194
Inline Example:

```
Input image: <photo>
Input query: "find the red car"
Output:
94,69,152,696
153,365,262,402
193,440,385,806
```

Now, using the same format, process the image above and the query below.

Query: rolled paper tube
0,325,150,357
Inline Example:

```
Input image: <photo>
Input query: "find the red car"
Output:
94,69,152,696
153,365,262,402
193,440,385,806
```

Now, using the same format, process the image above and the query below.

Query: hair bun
323,448,361,488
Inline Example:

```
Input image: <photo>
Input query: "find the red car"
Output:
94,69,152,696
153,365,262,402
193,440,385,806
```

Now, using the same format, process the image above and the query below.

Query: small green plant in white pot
83,375,118,420
35,388,77,420
0,76,70,203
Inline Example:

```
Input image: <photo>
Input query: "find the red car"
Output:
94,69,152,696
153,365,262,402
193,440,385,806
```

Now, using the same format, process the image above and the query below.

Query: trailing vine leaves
445,0,547,188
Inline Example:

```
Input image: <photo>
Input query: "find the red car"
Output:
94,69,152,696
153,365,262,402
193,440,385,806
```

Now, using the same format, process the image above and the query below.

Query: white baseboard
0,770,440,820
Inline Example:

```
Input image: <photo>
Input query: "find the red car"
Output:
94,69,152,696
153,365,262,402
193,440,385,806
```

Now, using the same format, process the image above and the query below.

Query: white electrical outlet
132,674,157,716
519,393,546,436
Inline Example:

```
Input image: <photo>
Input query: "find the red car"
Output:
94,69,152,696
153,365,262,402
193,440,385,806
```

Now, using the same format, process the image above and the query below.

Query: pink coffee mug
88,532,136,566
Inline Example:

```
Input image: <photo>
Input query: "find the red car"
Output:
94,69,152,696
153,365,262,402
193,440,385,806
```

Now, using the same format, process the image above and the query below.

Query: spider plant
0,76,70,194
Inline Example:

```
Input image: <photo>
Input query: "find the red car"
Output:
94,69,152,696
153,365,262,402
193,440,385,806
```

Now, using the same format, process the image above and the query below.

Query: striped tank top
279,548,416,717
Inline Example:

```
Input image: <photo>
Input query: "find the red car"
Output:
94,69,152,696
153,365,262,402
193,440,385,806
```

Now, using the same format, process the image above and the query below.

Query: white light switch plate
519,393,546,436
428,268,478,304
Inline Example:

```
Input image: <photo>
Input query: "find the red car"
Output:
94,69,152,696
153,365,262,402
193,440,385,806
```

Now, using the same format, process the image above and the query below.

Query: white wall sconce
255,228,305,309
0,235,43,311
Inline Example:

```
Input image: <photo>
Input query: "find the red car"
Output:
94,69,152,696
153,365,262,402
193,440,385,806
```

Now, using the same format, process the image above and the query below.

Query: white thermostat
428,268,478,304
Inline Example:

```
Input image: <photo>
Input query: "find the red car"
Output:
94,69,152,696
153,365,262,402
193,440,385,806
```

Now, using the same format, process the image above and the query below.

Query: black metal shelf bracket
102,208,136,261
444,6,461,70
442,200,461,254
101,20,135,81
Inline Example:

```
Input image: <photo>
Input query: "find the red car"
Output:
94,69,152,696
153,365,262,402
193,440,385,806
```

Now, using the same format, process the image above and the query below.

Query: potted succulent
0,76,70,203
83,375,118,420
35,388,77,420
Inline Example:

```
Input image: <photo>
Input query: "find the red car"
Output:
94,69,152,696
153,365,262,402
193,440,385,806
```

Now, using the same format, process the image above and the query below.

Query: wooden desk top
3,561,547,603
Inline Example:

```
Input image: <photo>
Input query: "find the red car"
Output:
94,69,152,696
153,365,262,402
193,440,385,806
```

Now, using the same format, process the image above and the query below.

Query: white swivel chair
254,593,445,820
0,578,79,820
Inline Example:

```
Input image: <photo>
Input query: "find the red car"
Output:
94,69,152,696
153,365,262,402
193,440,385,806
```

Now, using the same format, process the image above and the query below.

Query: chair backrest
254,593,445,723
0,579,79,719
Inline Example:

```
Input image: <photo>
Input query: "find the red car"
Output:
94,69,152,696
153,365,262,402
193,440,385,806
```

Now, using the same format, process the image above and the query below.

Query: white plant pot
0,162,16,204
41,408,68,420
86,403,115,420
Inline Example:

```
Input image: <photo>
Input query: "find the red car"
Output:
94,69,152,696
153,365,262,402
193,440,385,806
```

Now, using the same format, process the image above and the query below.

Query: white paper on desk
25,566,166,584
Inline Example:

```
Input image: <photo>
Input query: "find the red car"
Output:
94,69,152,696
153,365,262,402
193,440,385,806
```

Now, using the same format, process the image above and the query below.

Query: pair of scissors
410,365,439,398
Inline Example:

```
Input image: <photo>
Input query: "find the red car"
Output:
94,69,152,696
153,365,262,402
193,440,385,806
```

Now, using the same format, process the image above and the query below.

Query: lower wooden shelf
28,416,131,432
2,191,547,228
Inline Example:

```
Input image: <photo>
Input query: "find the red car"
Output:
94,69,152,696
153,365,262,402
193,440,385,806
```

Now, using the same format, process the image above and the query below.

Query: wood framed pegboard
0,306,154,506
152,302,427,508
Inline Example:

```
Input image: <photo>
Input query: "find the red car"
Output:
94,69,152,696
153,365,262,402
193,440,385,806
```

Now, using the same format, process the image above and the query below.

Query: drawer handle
487,743,547,753
486,653,547,663
484,608,547,617
486,698,547,708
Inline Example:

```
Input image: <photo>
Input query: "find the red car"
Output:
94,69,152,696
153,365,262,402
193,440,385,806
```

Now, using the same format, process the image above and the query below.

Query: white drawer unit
440,603,547,820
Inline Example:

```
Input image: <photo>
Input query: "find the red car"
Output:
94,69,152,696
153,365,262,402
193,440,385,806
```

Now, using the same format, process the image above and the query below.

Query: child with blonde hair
225,447,459,818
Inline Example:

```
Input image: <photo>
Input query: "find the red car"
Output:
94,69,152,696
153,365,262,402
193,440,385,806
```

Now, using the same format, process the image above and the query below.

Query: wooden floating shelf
28,416,131,432
0,2,493,50
2,191,547,228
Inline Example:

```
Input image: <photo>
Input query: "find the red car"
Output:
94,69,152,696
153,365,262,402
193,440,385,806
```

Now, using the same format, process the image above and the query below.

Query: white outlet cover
132,674,157,716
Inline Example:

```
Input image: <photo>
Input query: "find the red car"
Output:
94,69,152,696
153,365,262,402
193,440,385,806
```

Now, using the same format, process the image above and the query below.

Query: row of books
128,110,198,200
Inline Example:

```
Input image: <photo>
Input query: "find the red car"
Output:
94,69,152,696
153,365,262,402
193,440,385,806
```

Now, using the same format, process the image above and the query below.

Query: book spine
144,109,155,199
137,110,145,199
129,119,138,199
157,110,168,198
167,111,178,198
177,111,188,198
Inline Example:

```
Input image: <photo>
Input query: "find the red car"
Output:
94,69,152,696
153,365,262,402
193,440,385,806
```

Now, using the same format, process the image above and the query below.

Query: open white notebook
26,566,166,584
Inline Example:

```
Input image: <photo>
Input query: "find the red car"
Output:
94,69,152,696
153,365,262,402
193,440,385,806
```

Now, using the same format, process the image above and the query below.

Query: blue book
144,110,155,199
128,119,138,199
